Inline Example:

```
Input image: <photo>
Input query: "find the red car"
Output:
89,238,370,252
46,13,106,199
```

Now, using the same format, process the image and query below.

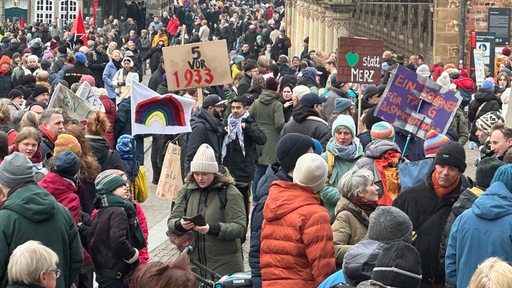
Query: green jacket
249,89,285,165
167,175,246,276
320,138,364,216
0,183,83,288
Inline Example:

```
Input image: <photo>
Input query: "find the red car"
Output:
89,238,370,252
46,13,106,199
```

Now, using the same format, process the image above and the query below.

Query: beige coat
331,197,369,264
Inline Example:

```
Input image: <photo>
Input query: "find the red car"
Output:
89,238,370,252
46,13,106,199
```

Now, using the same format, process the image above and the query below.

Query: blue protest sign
375,65,462,139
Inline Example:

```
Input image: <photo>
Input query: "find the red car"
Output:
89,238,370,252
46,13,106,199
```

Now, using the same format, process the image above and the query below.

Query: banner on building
130,81,195,135
375,65,462,139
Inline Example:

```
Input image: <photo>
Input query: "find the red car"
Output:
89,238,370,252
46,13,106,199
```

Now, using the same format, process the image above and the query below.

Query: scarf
333,141,358,160
38,125,57,143
432,171,460,198
221,111,249,161
93,193,146,250
348,196,378,216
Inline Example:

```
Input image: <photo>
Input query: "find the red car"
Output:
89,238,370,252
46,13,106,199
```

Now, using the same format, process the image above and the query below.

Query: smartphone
183,214,206,226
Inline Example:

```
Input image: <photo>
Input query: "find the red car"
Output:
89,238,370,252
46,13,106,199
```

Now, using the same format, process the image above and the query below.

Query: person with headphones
112,57,139,102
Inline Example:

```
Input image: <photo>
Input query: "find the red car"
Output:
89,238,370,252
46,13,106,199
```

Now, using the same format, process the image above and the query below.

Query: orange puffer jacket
261,181,336,287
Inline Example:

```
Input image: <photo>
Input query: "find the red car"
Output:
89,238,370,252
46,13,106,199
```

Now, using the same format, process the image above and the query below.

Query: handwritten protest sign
375,65,462,139
473,49,485,86
156,142,183,201
48,83,94,123
162,40,231,90
337,37,383,84
75,82,105,112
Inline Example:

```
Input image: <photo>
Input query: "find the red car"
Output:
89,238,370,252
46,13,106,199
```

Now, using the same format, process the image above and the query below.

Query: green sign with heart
346,52,359,68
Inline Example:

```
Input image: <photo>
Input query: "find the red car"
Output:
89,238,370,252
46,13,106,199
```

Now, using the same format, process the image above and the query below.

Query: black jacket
237,74,252,97
0,69,13,98
62,63,93,86
468,88,501,143
222,115,266,182
184,108,224,175
393,173,463,285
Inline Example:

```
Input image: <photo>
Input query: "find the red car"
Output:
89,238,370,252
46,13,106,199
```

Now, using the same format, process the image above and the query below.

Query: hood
472,182,512,220
3,184,57,222
39,172,77,201
363,140,400,158
263,181,321,221
256,164,290,200
452,77,475,92
474,88,497,103
291,106,320,122
258,89,278,105
451,187,481,218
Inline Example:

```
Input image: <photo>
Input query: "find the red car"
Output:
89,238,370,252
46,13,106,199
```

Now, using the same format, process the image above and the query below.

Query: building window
34,0,53,24
60,0,78,26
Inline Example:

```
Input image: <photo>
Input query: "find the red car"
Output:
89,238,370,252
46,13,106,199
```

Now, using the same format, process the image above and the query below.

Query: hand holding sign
163,40,231,91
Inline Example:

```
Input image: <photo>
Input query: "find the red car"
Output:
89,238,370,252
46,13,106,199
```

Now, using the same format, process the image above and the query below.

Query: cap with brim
202,94,227,108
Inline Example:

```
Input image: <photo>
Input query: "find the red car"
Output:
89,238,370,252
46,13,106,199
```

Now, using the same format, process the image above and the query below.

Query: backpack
373,150,402,206
131,166,148,203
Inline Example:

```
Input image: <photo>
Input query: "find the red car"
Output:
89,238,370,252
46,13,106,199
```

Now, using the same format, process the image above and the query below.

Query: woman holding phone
167,144,246,277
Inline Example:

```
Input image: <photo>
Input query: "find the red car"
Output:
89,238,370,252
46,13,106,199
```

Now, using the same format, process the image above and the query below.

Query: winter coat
103,60,121,99
237,74,252,97
332,197,370,264
90,206,139,280
0,183,83,288
393,173,463,285
184,108,224,175
62,63,93,86
281,106,331,149
0,69,13,98
468,88,501,143
167,18,181,36
167,174,246,276
323,87,349,120
86,135,125,172
248,89,285,165
261,181,336,287
451,108,469,146
320,137,364,216
114,97,132,138
113,68,139,99
446,182,512,288
87,49,109,88
249,164,291,283
143,46,163,73
222,115,267,182
394,127,424,161
53,53,67,73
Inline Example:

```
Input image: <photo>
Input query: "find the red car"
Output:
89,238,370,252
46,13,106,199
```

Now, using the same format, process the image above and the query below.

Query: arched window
34,0,53,24
59,0,78,26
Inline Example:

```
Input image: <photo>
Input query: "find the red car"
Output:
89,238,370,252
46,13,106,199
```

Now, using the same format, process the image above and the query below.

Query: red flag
92,0,98,30
20,16,25,29
70,8,88,47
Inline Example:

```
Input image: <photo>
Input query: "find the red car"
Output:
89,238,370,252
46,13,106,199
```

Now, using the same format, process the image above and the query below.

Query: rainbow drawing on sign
135,96,186,127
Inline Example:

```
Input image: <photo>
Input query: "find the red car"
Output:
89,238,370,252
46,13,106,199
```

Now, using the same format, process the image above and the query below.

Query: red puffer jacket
261,181,335,287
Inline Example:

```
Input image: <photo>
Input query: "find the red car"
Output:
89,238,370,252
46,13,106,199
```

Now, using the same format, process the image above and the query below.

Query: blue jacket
249,163,291,287
445,181,512,288
102,61,119,100
113,97,131,139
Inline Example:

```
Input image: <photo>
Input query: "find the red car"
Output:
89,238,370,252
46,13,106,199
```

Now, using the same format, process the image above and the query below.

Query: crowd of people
1,0,512,287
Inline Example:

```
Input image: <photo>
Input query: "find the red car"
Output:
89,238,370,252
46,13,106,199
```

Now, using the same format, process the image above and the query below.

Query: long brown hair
129,253,197,288
86,112,109,137
65,124,101,182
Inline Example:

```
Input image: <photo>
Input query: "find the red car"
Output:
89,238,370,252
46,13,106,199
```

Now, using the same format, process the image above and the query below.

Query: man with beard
87,43,109,88
184,94,227,175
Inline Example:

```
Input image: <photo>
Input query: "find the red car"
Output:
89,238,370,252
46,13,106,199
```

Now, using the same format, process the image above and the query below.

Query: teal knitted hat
95,171,126,193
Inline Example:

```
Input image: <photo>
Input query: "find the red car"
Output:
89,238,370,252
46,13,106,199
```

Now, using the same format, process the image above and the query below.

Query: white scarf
222,111,249,161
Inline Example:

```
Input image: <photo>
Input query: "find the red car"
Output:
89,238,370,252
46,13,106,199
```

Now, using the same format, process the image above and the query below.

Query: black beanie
276,133,314,173
31,85,49,99
8,89,24,100
58,44,67,54
476,157,504,189
434,142,466,173
371,242,422,288
365,107,382,130
244,61,258,73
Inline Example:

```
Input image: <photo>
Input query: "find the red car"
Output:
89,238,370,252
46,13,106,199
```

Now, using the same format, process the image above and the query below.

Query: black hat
365,107,383,130
364,85,381,100
29,101,48,110
244,62,258,72
371,242,422,288
8,89,24,100
276,133,314,173
434,142,466,173
299,92,326,108
31,85,49,99
202,94,227,109
58,44,67,54
52,151,80,180
476,157,504,189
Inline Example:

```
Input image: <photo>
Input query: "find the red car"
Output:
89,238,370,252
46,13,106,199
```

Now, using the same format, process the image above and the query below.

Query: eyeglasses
48,269,61,278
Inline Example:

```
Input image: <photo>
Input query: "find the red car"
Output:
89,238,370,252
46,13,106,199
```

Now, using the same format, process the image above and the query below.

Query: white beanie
293,153,328,192
190,144,218,173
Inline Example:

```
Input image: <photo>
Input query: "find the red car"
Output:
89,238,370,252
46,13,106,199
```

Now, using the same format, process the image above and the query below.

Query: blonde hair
15,127,42,145
8,240,59,285
0,99,11,124
469,257,512,288
21,111,40,129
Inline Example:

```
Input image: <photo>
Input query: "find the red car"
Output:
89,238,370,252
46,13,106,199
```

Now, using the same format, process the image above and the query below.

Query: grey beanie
0,152,35,187
367,206,413,244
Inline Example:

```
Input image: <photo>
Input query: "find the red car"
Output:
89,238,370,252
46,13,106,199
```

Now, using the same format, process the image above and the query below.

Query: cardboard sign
163,40,231,90
75,81,106,112
473,49,485,86
48,83,94,123
337,37,383,84
375,65,462,139
156,142,183,201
